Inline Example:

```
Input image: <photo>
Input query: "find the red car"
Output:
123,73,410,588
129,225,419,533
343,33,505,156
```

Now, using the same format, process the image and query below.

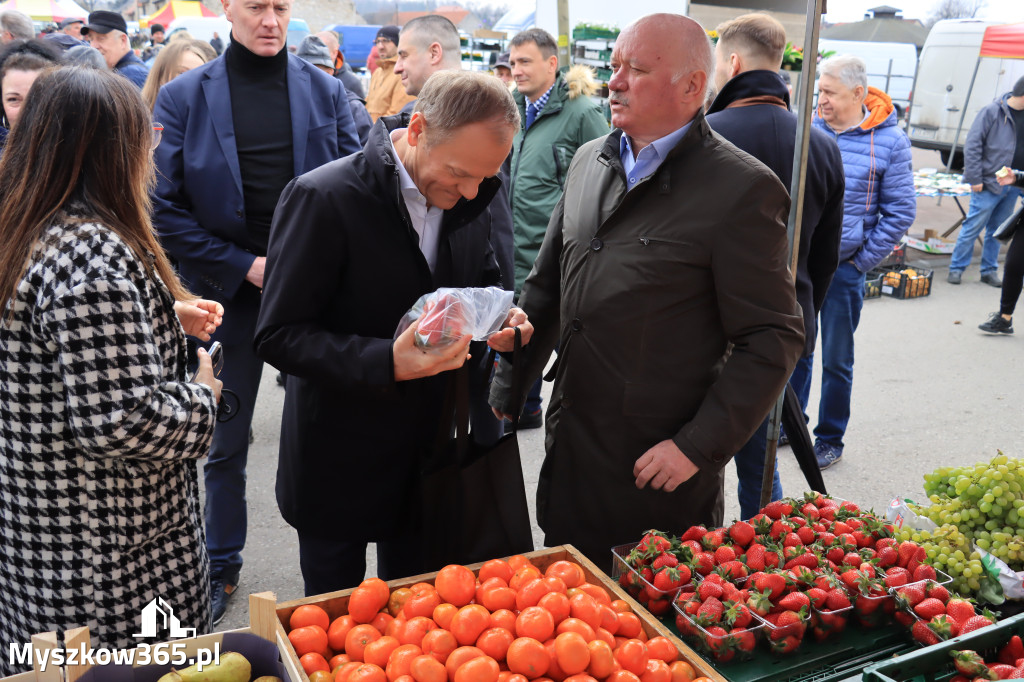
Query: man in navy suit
152,0,360,624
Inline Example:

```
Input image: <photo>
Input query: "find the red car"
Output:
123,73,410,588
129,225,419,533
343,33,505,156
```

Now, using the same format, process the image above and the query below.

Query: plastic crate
810,600,855,641
572,26,619,40
863,610,1024,682
610,542,690,617
864,269,884,299
673,601,764,662
881,266,934,299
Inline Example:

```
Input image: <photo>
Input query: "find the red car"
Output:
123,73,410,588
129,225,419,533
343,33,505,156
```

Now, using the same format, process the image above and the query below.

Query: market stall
139,0,218,30
0,0,85,23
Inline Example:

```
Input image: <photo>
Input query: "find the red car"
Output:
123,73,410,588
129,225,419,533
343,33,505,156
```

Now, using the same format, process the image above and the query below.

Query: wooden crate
4,593,295,682
276,545,727,682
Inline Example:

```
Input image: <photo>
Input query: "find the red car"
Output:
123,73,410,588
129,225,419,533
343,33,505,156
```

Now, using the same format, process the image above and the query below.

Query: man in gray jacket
948,76,1024,286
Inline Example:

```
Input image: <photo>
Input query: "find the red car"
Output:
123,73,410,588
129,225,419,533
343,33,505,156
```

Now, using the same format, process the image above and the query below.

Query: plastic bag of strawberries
394,286,514,353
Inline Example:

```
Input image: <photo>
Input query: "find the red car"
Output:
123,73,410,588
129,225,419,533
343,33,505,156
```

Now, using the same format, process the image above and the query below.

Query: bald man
489,13,804,567
316,30,364,99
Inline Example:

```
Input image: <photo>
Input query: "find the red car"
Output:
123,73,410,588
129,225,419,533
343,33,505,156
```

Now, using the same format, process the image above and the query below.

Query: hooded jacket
366,56,415,122
707,69,845,356
254,116,503,541
964,93,1019,194
509,66,609,294
812,87,916,273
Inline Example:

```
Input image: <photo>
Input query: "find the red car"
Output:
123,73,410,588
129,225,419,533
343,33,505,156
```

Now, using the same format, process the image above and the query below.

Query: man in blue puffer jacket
798,55,916,470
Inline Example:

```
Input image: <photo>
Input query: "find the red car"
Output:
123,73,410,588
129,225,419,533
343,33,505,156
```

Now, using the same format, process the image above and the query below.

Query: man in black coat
254,71,532,595
706,12,845,519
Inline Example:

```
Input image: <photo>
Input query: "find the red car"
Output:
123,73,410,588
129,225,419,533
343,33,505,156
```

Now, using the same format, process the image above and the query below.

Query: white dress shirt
390,128,443,272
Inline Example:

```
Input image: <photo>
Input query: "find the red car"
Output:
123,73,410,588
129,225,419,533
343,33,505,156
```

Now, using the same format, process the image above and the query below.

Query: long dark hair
0,66,191,318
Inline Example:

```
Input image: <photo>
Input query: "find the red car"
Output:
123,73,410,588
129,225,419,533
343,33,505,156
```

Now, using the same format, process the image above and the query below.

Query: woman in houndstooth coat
0,67,223,675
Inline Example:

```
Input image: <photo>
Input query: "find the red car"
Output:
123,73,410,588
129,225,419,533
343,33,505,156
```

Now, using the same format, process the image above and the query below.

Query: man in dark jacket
255,71,532,594
81,11,148,88
152,0,361,623
296,34,372,145
506,27,608,429
948,77,1024,286
490,14,804,569
706,12,845,519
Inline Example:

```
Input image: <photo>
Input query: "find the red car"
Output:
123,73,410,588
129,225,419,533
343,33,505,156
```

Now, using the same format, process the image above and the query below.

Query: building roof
822,17,930,48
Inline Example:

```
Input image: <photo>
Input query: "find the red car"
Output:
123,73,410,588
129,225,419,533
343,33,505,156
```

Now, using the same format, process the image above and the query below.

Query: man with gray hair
315,29,364,99
804,54,915,470
490,13,804,567
394,14,461,109
81,10,148,87
255,70,533,592
0,10,34,43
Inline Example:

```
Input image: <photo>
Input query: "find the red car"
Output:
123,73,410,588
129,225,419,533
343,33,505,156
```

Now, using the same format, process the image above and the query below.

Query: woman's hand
487,307,534,352
193,347,223,403
175,299,224,341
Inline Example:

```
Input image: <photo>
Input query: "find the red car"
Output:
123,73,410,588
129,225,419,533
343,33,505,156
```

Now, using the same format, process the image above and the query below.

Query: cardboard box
275,545,727,682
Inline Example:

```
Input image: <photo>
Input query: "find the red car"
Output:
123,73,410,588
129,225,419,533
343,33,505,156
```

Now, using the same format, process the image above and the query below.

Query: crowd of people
0,1,1020,675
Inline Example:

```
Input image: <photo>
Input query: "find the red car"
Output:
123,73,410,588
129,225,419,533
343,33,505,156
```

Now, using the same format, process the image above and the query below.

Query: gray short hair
819,54,868,93
412,70,520,145
1,10,34,41
402,15,461,68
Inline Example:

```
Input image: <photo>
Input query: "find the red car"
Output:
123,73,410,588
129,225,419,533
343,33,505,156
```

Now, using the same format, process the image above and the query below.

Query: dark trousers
297,532,423,596
1001,228,1024,316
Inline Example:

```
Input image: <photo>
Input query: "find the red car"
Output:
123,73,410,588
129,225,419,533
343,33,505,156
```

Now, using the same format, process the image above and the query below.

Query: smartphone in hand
190,341,223,382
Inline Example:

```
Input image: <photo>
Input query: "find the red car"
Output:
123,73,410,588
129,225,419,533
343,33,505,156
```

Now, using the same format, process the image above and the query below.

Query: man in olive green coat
507,27,608,427
490,14,804,569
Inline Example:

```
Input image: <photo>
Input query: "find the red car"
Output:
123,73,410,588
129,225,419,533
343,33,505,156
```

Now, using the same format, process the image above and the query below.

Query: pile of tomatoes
284,555,714,682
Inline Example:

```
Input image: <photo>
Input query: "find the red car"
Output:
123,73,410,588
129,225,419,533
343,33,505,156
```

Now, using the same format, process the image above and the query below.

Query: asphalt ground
214,148,1024,630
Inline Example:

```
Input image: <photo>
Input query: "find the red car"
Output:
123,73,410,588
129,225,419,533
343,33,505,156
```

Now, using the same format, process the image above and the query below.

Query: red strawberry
720,560,749,581
729,627,757,653
929,614,959,639
745,544,767,572
697,596,724,624
638,530,672,555
784,552,819,571
796,526,816,545
652,566,684,593
843,552,863,567
725,601,753,629
764,548,783,569
986,663,1015,680
754,572,788,601
763,500,794,520
927,583,950,603
772,609,807,640
951,650,995,678
691,552,715,576
771,521,794,541
839,569,862,591
675,563,692,586
914,598,947,620
825,588,852,611
911,620,940,646
703,625,734,662
898,541,921,568
897,583,927,607
894,611,915,627
703,529,727,550
681,525,708,543
729,521,756,548
698,580,724,601
946,598,976,625
959,615,995,635
651,553,678,570
805,587,828,609
913,564,938,582
826,546,846,564
714,545,737,565
997,635,1024,666
746,589,772,617
778,592,811,612
884,566,911,589
770,635,801,654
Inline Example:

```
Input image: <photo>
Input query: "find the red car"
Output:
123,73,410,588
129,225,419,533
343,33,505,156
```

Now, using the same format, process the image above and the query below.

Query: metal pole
945,56,981,173
557,0,569,69
760,0,827,509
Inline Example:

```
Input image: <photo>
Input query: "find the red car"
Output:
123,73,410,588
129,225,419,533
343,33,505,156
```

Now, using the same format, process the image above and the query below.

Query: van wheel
940,149,964,171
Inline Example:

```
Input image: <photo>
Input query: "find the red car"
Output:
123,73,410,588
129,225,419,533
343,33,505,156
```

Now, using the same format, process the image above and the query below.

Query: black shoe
981,272,1003,287
778,432,789,447
276,371,286,387
947,270,962,285
211,574,239,626
504,409,543,433
979,313,1014,335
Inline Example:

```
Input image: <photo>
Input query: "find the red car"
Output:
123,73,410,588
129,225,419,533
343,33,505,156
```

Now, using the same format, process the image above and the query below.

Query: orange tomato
542,577,567,596
506,638,550,680
516,578,553,611
291,625,330,657
385,644,423,682
609,601,632,614
422,629,459,664
574,584,610,606
643,638,677,664
593,629,616,649
509,566,543,592
614,640,648,676
337,661,363,682
394,677,415,682
450,605,492,647
410,655,448,682
585,640,614,679
436,565,477,607
480,584,517,613
454,656,501,682
476,627,515,662
555,619,595,643
598,606,619,635
501,675,529,682
562,676,597,682
405,586,443,619
489,610,517,632
346,624,383,662
553,633,589,676
667,661,695,682
351,578,391,624
350,663,388,682
507,555,532,572
302,653,332,675
568,594,602,631
544,561,584,589
387,618,407,639
640,660,671,682
389,588,413,617
373,613,396,634
398,617,438,648
542,641,566,682
292,605,332,632
311,670,335,682
515,606,555,642
606,671,641,682
329,616,357,652
615,613,642,640
433,604,458,630
331,654,353,670
479,559,514,584
364,636,401,669
537,592,570,625
445,647,485,681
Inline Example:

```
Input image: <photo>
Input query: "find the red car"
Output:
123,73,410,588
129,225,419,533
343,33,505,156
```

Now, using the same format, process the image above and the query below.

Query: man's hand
246,256,266,288
174,299,224,341
487,307,534,352
633,439,699,492
998,167,1017,186
393,321,472,382
971,183,984,193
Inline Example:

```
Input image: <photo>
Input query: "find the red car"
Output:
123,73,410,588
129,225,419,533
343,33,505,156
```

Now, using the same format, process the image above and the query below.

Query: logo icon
134,597,197,639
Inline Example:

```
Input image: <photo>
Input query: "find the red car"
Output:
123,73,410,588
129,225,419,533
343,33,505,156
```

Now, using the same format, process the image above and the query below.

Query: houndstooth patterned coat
0,218,218,675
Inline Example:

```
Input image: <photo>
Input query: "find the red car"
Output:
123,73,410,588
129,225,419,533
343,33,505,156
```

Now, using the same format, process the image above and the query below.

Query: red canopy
979,23,1024,60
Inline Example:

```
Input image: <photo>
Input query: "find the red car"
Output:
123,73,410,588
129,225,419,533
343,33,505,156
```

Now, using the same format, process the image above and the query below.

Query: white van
166,16,232,45
908,19,1024,169
818,39,918,119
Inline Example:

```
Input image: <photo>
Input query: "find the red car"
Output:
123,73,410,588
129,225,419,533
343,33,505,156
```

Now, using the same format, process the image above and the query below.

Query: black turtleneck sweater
225,34,293,255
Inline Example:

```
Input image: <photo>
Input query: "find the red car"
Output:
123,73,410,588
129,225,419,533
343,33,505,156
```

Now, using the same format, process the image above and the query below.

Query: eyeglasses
152,122,164,149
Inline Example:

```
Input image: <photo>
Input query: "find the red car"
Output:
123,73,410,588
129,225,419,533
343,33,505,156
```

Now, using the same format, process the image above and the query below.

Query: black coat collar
707,70,792,115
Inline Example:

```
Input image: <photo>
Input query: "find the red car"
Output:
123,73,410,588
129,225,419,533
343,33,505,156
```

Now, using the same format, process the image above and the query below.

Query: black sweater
226,34,293,255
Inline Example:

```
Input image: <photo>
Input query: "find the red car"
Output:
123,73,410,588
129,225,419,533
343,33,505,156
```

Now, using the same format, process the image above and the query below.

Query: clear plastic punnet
395,286,514,353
